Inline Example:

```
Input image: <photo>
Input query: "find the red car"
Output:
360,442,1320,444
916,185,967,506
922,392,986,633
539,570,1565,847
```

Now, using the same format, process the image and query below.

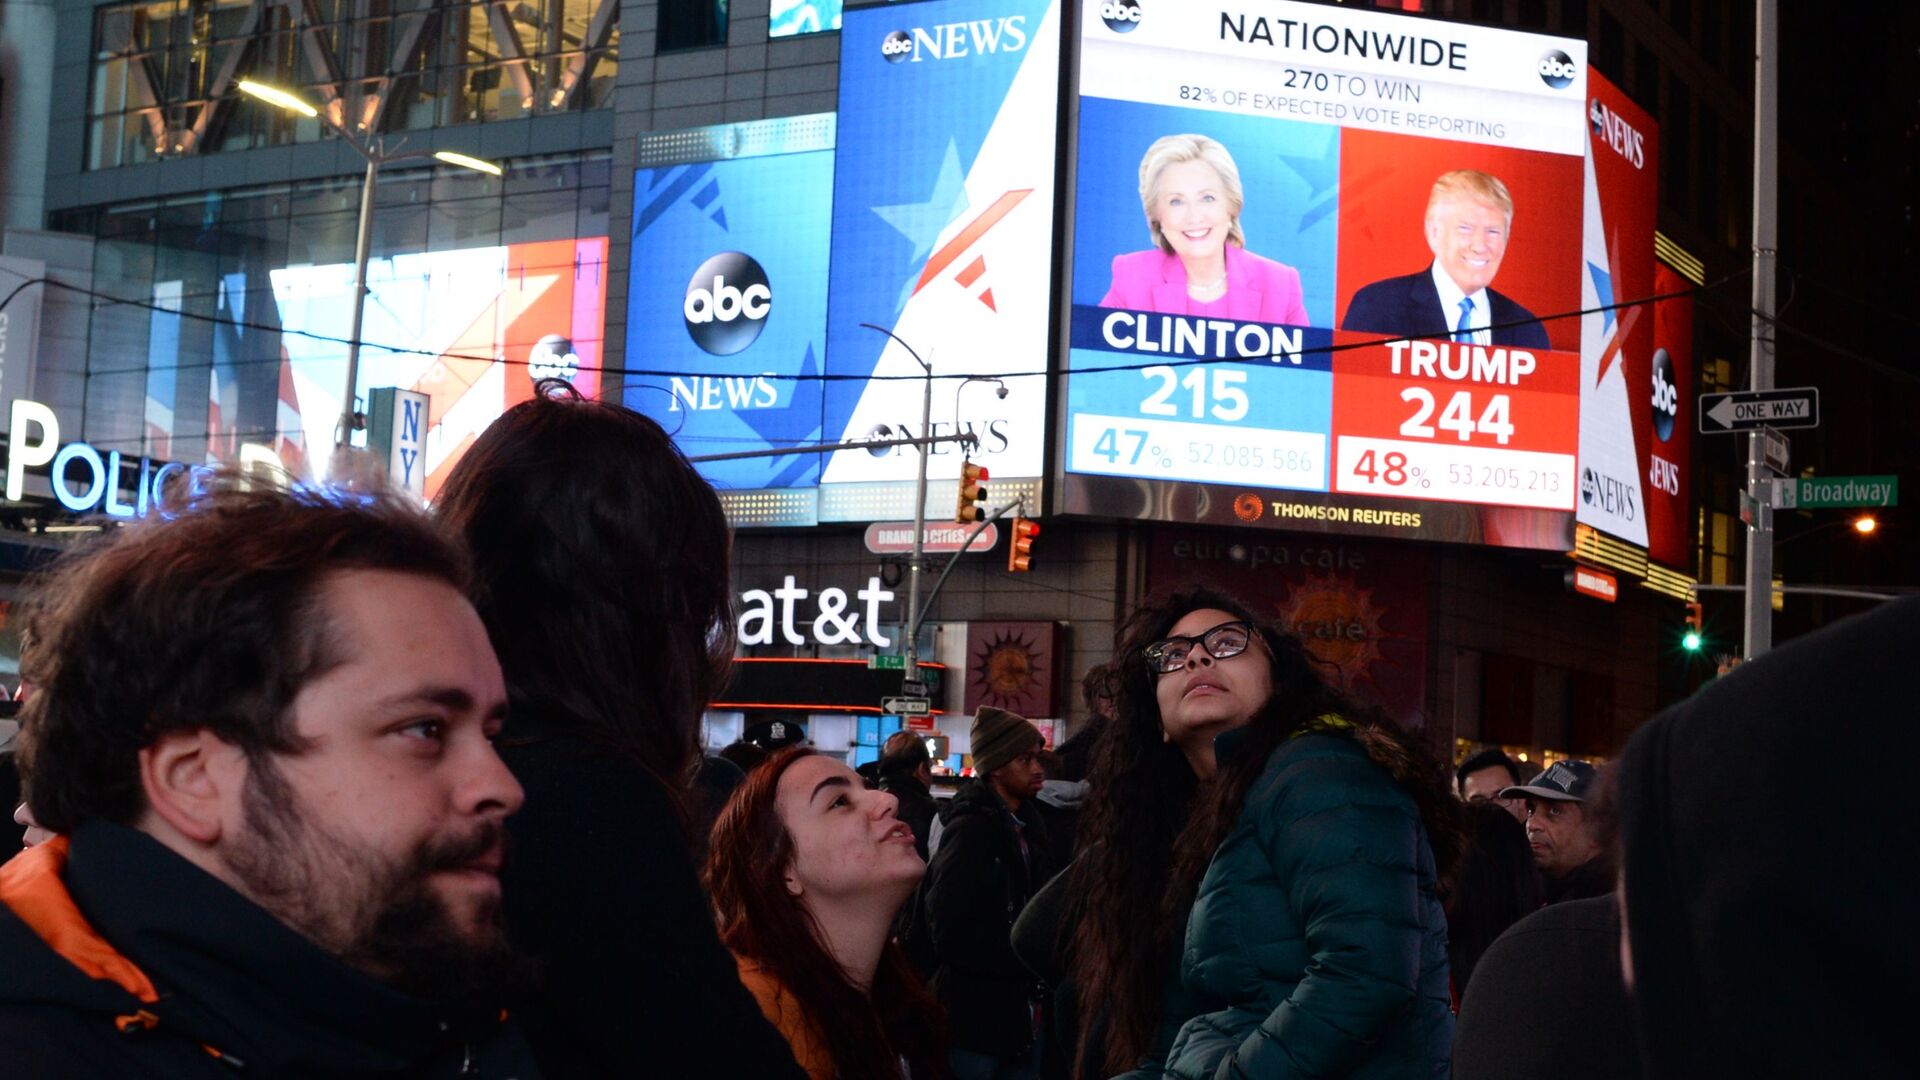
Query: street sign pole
1743,0,1779,660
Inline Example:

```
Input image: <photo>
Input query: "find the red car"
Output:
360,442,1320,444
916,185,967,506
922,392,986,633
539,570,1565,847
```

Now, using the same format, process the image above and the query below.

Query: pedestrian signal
1681,601,1704,652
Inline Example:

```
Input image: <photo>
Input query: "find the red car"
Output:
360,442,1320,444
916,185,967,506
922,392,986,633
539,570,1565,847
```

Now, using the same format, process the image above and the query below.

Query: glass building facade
88,0,620,169
47,150,610,483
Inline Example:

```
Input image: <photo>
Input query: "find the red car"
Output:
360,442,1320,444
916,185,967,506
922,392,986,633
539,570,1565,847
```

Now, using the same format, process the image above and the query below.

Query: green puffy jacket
1159,728,1453,1080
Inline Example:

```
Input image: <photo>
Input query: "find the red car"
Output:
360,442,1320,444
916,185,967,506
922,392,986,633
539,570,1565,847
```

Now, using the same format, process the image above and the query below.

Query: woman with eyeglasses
1061,588,1462,1079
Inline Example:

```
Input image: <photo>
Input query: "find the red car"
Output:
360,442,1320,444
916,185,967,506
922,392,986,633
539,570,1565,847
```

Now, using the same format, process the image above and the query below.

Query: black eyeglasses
1143,620,1257,675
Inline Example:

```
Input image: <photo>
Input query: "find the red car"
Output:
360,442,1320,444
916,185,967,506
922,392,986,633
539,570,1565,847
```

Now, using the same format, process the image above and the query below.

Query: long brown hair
436,383,733,815
706,747,948,1080
1070,588,1463,1076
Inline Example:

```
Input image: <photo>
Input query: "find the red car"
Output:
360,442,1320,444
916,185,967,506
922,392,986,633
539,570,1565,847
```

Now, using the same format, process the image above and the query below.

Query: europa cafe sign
0,399,268,517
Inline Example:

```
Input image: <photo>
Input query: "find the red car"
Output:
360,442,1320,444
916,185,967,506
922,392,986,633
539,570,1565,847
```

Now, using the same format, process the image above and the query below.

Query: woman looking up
708,747,948,1080
436,384,805,1079
1067,588,1460,1078
1142,593,1462,1079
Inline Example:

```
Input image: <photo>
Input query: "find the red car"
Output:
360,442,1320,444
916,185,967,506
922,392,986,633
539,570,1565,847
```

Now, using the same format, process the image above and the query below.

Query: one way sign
1698,388,1820,434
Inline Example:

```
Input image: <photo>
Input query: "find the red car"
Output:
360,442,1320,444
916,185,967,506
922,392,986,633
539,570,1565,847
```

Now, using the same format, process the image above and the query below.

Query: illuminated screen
1062,0,1590,548
1579,69,1687,566
771,0,843,37
822,0,1060,521
625,150,835,494
269,237,608,499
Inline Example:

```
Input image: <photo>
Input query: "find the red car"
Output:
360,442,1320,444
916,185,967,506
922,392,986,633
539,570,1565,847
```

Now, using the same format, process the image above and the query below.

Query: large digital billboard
270,237,607,498
625,150,835,495
1578,70,1689,567
1061,0,1589,548
771,0,842,37
823,0,1060,519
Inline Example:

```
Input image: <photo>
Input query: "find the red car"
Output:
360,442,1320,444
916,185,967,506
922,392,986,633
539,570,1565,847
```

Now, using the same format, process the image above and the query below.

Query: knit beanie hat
970,706,1043,777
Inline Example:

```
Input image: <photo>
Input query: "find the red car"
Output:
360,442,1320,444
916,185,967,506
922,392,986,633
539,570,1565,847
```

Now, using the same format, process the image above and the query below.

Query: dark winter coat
878,768,939,861
0,822,541,1079
1617,596,1920,1079
923,778,1053,1059
1157,729,1452,1080
1543,850,1616,905
1452,896,1640,1080
498,715,806,1080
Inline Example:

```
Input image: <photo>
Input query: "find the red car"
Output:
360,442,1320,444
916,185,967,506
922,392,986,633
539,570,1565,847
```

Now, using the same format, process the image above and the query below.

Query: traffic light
956,460,988,523
1681,601,1704,653
1007,516,1039,572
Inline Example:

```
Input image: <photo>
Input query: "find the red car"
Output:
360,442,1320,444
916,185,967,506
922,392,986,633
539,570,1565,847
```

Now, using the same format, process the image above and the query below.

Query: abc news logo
1648,348,1681,496
881,17,1030,63
683,251,771,356
1581,466,1638,521
1590,98,1646,169
1537,49,1578,89
1102,1,1142,32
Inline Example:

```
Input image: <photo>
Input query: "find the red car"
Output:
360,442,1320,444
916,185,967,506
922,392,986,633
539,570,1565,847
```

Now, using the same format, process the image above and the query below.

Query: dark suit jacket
1341,266,1551,349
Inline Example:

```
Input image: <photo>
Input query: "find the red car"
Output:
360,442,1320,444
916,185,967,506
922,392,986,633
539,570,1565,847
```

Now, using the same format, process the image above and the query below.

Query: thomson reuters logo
1537,49,1577,89
683,252,771,356
1232,492,1263,523
1650,348,1678,441
1101,0,1142,32
881,30,912,62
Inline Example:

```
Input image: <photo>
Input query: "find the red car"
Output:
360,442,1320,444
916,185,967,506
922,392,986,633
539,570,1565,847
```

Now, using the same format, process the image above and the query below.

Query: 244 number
1399,388,1514,444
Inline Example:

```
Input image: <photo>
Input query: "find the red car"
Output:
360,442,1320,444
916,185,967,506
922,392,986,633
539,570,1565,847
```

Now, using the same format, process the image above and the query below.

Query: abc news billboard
626,0,1059,524
1062,0,1595,548
625,152,835,493
820,0,1059,508
1578,70,1689,568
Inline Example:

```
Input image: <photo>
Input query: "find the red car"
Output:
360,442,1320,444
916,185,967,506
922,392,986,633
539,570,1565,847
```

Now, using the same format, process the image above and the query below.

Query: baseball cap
1501,759,1598,802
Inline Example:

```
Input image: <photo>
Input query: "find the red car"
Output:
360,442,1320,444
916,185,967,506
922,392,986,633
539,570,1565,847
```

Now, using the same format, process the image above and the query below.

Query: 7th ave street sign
1699,388,1820,433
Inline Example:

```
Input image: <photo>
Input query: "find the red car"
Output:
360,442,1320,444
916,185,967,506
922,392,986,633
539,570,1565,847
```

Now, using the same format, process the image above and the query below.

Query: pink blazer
1098,244,1310,326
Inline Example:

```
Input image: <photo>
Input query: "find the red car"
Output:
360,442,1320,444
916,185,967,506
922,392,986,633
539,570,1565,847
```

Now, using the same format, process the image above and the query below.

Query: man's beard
223,762,528,1002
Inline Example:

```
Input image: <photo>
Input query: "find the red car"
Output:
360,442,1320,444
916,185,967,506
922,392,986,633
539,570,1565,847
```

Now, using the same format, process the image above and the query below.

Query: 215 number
1141,366,1249,422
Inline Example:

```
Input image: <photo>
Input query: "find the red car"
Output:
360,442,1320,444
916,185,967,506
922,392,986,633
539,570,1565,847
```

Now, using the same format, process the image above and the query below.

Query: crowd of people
0,385,1909,1078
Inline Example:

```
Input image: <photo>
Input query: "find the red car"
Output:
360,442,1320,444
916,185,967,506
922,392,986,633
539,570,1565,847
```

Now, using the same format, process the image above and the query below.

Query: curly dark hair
1069,587,1462,1076
18,475,468,832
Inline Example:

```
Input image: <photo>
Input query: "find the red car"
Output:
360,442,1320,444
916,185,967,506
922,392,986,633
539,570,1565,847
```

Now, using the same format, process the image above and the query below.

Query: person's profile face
777,755,924,908
13,802,53,849
1152,159,1233,269
220,569,523,995
1460,766,1526,823
1425,193,1509,296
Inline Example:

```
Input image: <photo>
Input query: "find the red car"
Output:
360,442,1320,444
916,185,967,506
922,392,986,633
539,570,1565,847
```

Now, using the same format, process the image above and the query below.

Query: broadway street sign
1781,475,1899,509
1698,388,1819,433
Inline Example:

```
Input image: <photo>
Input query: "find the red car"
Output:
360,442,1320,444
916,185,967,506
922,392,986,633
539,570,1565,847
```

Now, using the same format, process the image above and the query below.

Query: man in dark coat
925,707,1053,1079
1504,759,1615,904
877,730,940,860
1616,597,1920,1078
0,483,542,1078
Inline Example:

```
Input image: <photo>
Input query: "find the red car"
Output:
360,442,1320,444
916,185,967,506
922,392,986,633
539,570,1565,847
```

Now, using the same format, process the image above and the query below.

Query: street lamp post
236,80,503,460
859,324,934,675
